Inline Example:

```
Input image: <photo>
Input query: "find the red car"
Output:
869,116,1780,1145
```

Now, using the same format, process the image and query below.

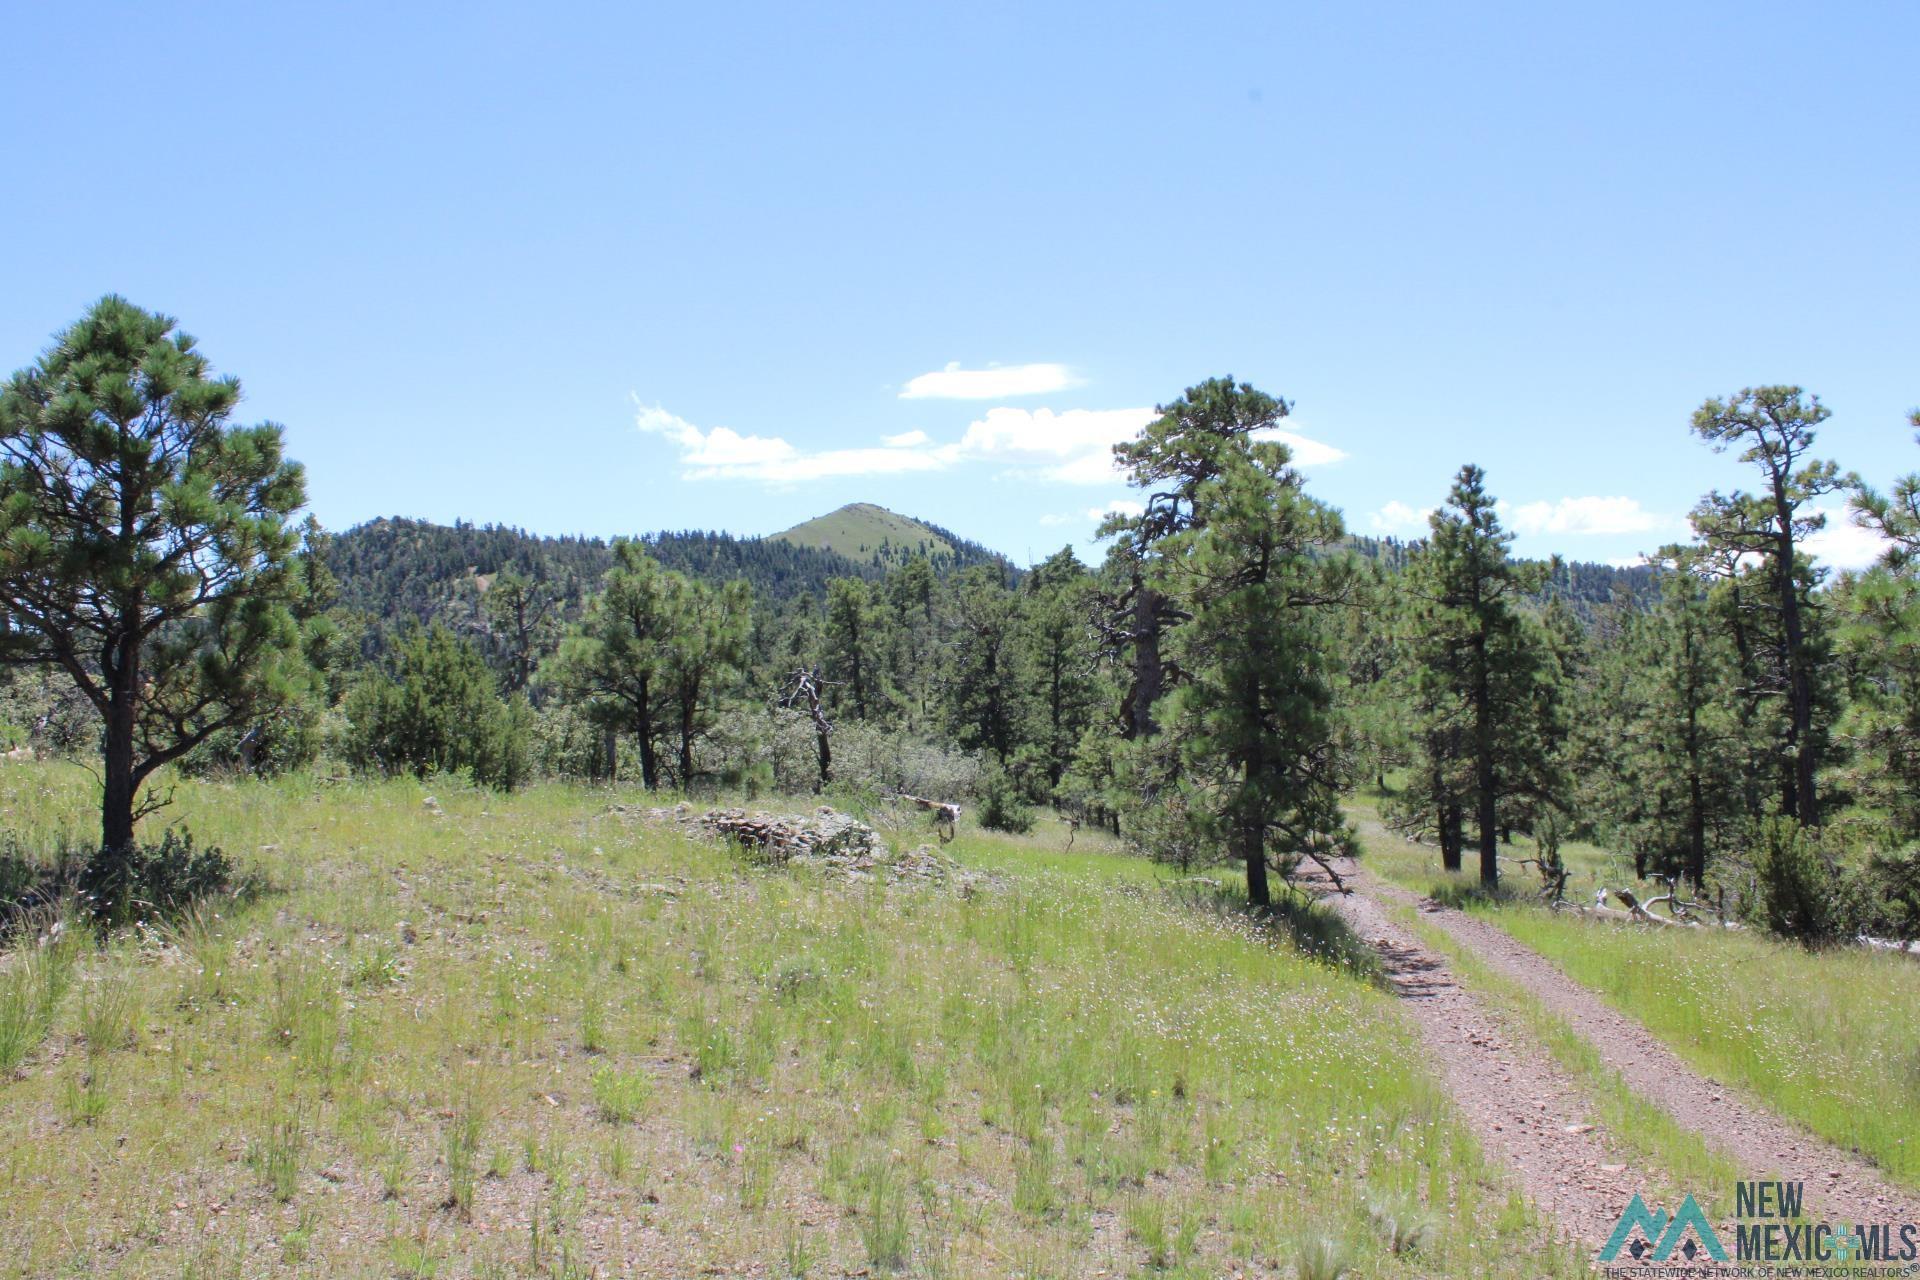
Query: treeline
1,298,1912,945
1350,389,1920,945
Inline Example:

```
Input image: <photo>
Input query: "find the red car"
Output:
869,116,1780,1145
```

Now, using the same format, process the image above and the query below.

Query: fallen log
1610,887,1694,925
892,792,961,843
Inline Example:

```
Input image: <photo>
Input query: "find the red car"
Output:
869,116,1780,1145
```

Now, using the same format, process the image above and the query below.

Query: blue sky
3,1,1915,569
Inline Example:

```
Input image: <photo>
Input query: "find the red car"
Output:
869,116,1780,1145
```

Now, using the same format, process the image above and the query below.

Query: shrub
975,764,1034,834
79,828,237,926
344,624,531,789
181,699,325,778
1860,847,1920,946
1748,817,1851,945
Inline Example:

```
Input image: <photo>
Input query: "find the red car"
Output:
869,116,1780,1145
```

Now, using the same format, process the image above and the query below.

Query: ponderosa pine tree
883,555,938,733
945,566,1031,764
1100,377,1290,742
1152,428,1355,906
1851,409,1920,568
483,567,558,695
823,577,887,723
544,540,678,788
1687,387,1850,824
1022,547,1099,791
1406,466,1552,887
1838,415,1920,841
1589,570,1746,886
0,297,311,862
662,575,752,785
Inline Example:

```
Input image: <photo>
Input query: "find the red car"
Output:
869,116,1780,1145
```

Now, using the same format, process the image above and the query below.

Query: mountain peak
773,503,957,564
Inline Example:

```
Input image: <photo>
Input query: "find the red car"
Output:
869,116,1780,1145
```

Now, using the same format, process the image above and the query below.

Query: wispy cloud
635,400,1346,490
1504,496,1669,538
635,404,949,483
899,361,1082,400
1037,500,1146,529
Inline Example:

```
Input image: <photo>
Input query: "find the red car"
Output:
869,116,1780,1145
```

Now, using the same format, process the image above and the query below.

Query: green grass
0,763,1587,1276
1345,792,1625,902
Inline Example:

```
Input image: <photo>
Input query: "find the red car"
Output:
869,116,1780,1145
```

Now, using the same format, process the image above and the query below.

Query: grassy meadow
1349,793,1920,1190
0,764,1583,1279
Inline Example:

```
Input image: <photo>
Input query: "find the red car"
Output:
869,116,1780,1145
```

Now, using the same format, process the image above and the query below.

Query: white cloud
635,404,797,471
1035,499,1145,529
899,361,1081,400
949,408,1345,485
1368,500,1432,535
953,406,1153,484
1252,425,1349,468
634,399,1346,491
1803,505,1891,570
635,403,950,483
1088,499,1144,521
1505,496,1668,537
1605,555,1652,569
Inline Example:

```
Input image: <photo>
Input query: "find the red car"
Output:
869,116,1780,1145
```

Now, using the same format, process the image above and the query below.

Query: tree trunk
814,727,831,792
678,692,695,787
634,678,658,790
601,726,618,782
1472,632,1499,888
101,625,141,856
1124,580,1164,740
1242,818,1270,909
102,704,137,855
1477,781,1498,887
1684,698,1707,888
1048,655,1065,787
849,636,866,721
1775,511,1818,824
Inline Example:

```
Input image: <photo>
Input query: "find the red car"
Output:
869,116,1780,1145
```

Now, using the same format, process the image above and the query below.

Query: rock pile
690,805,884,864
615,801,988,891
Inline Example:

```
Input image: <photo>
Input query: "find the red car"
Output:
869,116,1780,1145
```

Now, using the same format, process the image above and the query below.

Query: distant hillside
772,503,993,569
325,512,1011,654
1339,531,1659,618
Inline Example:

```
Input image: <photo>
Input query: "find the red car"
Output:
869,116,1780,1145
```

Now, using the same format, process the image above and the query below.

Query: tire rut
1355,866,1920,1233
1310,870,1653,1253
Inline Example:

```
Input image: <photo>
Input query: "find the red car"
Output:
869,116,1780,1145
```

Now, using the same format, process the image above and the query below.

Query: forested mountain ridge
331,516,1654,627
326,513,1014,645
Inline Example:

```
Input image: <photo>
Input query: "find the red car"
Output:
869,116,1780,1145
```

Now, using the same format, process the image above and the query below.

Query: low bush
1747,817,1850,945
975,764,1035,834
78,828,240,926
